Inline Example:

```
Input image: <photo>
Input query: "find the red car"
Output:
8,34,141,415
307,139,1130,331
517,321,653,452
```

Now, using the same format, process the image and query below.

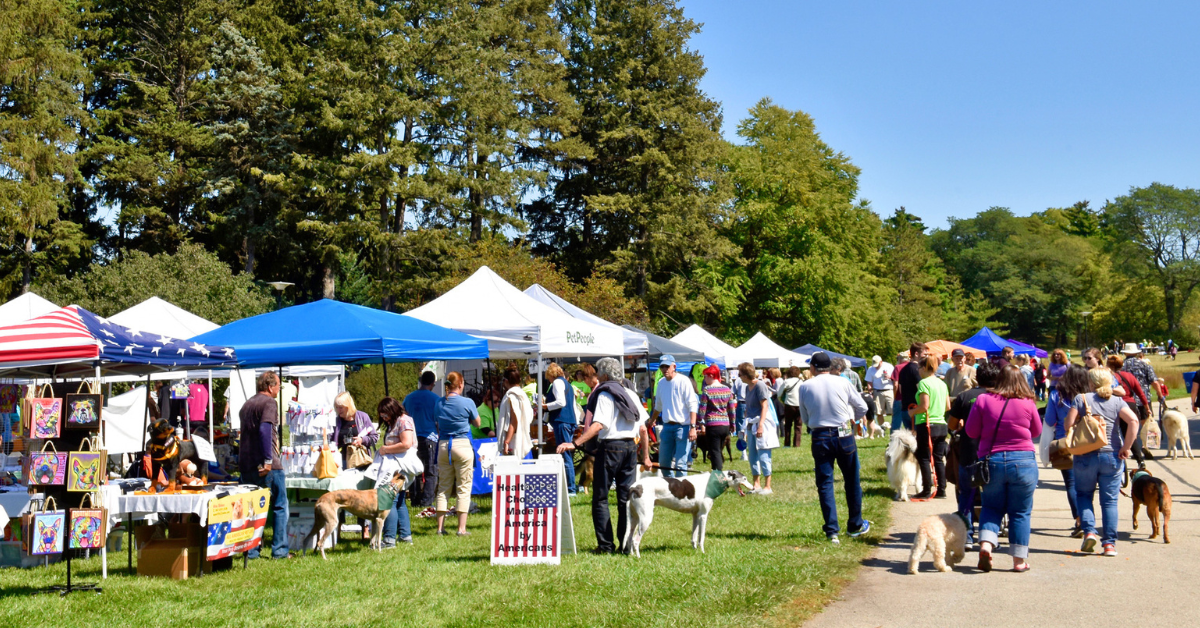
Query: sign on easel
490,455,575,565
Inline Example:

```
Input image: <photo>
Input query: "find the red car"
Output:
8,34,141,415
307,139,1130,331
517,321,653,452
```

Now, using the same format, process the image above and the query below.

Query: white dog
1162,410,1193,460
867,420,886,439
622,470,753,557
887,428,922,501
908,513,967,574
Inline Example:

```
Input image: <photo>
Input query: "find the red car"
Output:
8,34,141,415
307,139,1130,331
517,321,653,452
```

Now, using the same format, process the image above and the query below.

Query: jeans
979,450,1037,559
658,423,689,477
702,424,730,470
383,490,411,543
810,428,864,536
782,405,802,447
412,436,439,508
1061,468,1079,521
891,398,911,431
915,422,948,496
1073,450,1122,545
592,439,638,552
553,422,578,493
248,469,289,559
746,430,772,477
734,403,746,441
955,464,977,544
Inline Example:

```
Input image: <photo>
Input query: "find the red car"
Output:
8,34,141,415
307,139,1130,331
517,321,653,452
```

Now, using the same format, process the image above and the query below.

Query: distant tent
620,325,714,370
793,344,865,368
737,333,810,368
671,325,751,368
0,292,57,328
1006,338,1048,359
961,327,1036,356
924,340,980,361
109,296,219,341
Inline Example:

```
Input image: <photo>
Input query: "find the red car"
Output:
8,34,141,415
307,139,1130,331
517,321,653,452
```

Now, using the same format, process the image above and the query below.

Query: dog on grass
908,513,967,574
1128,469,1172,543
1162,410,1193,460
622,470,753,557
303,471,406,559
886,428,922,501
576,455,594,494
867,420,886,439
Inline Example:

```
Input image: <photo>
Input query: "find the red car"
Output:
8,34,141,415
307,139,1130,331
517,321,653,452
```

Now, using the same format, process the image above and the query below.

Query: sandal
1013,563,1030,573
977,548,992,573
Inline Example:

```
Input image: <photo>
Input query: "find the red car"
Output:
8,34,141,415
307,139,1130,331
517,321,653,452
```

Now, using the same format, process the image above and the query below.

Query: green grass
0,442,891,628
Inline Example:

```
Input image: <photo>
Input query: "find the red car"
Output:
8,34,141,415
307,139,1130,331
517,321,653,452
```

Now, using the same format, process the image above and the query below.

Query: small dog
886,428,922,501
1162,410,1193,460
1140,417,1163,450
1129,469,1172,543
576,455,594,495
867,421,886,439
303,471,405,559
622,470,753,557
908,513,967,574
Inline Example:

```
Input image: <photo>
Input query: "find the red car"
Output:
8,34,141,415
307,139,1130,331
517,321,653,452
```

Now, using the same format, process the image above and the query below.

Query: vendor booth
736,332,810,369
621,325,712,370
961,327,1041,357
524,284,648,356
0,292,58,328
670,325,751,370
923,339,980,361
793,343,864,368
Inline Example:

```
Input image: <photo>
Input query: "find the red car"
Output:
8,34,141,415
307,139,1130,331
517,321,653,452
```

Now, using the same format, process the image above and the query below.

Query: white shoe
758,488,773,495
741,452,749,461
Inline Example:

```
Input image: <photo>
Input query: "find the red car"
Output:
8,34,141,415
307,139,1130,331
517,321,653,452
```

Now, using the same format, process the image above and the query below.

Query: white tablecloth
111,484,261,526
0,491,38,535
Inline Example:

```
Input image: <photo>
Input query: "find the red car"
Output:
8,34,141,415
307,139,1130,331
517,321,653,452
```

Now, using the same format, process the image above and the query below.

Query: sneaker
1081,533,1100,553
757,488,773,495
933,492,948,499
399,537,413,544
1102,544,1118,557
416,507,437,519
1070,525,1084,539
381,540,397,549
849,520,872,538
828,534,840,545
965,542,978,552
911,491,932,501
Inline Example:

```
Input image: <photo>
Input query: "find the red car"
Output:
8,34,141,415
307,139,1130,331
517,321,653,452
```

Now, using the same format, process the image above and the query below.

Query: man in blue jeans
649,355,699,477
239,371,290,559
798,352,870,544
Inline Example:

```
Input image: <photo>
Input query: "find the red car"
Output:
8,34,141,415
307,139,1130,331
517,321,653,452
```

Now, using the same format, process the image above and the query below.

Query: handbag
1066,398,1108,455
25,439,67,486
312,430,339,479
24,384,62,440
345,444,373,469
64,380,102,431
67,436,106,492
968,398,1010,489
68,492,108,549
25,497,65,555
1048,438,1074,470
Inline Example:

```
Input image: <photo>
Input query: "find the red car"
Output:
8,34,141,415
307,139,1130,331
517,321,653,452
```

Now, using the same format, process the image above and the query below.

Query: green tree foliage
35,242,271,323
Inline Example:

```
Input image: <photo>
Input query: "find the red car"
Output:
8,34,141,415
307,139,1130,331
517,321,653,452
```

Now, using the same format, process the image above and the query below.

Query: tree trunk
322,265,336,300
21,234,33,294
469,148,485,242
244,203,256,274
1164,283,1177,334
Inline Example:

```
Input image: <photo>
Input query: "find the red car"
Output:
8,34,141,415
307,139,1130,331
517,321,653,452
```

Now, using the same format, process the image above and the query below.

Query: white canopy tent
109,296,220,340
737,332,811,368
522,283,649,356
0,292,57,327
671,325,751,368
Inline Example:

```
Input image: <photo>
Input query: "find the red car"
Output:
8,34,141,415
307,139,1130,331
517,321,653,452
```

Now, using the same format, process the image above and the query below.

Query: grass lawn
0,441,891,628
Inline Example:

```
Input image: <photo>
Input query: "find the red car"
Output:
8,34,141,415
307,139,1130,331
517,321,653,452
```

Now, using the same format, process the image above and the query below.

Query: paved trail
805,399,1200,628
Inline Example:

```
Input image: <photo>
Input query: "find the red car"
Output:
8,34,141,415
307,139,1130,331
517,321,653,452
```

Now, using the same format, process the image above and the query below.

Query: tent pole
141,374,151,453
536,353,543,458
382,356,389,397
96,365,104,448
277,367,284,450
208,371,214,443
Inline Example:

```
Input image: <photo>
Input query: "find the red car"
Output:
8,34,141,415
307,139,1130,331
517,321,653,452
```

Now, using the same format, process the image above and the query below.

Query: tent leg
141,374,151,453
96,365,104,449
208,371,214,443
277,367,285,449
382,357,390,397
536,354,543,459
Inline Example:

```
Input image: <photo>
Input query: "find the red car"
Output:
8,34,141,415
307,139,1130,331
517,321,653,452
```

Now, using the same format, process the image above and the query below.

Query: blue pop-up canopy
793,344,866,368
191,299,488,367
961,327,1036,356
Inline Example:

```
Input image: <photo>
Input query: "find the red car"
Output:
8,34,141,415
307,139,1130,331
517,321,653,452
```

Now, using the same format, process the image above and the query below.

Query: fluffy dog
622,470,753,557
1162,410,1193,460
886,428,922,501
867,421,886,439
908,513,967,574
1129,469,1172,543
303,471,405,559
1140,417,1163,450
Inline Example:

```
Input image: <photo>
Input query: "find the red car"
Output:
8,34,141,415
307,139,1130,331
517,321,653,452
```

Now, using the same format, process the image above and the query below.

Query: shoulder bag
1066,398,1108,455
68,492,108,549
64,379,102,430
968,398,1010,489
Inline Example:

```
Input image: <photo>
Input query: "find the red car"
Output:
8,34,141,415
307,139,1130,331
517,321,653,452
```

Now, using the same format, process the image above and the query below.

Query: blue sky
680,1,1200,229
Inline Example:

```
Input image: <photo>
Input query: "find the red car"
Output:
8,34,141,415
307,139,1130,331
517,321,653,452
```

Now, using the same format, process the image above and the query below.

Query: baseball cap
659,354,676,367
810,352,832,369
951,348,965,358
871,355,882,366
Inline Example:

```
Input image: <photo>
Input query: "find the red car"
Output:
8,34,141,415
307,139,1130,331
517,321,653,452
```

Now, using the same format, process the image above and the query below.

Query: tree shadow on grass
438,554,490,563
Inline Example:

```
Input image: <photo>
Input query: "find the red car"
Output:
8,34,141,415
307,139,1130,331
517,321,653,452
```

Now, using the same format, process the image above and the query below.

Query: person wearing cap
865,355,894,430
649,355,699,478
798,352,871,543
943,348,976,398
1120,343,1157,431
776,366,804,447
697,364,737,470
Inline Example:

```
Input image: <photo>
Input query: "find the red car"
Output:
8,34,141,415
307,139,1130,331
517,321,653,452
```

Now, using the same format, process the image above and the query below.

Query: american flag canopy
0,305,236,373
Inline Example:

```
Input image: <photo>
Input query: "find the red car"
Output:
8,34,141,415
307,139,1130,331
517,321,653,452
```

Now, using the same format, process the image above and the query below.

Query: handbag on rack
345,444,373,470
25,497,65,555
1066,399,1108,455
24,384,62,440
64,380,102,430
68,492,108,549
312,430,339,479
25,439,67,486
967,398,1010,489
67,436,106,492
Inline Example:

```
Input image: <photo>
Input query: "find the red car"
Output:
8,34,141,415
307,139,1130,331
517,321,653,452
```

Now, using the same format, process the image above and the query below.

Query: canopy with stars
0,305,237,378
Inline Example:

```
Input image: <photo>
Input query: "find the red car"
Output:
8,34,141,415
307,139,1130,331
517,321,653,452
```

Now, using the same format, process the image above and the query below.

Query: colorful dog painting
28,399,62,439
33,514,64,555
29,452,67,485
65,394,102,429
68,455,102,492
69,513,105,549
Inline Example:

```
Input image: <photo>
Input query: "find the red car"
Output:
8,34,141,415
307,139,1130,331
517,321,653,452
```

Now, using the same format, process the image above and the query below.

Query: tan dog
1162,410,1193,460
1129,469,1172,543
576,455,594,495
303,472,405,559
908,513,967,574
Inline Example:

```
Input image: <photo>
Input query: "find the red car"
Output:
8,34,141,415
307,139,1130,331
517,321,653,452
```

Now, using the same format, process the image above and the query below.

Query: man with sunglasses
649,355,699,477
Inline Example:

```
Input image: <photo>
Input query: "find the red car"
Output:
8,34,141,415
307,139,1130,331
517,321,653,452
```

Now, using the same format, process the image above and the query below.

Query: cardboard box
138,541,189,580
136,524,213,579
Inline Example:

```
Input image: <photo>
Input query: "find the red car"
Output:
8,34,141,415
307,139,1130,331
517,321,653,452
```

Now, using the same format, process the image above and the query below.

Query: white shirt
544,378,568,412
776,377,802,406
866,362,894,390
798,373,869,429
653,375,699,424
498,386,534,459
594,388,649,440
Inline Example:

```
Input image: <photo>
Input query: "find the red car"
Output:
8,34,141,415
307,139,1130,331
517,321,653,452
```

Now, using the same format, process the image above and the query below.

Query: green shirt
472,404,496,439
570,381,591,403
915,375,949,425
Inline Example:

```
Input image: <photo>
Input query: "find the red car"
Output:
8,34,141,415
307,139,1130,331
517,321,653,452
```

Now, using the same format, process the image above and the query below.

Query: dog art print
67,453,103,492
64,394,102,430
32,513,65,555
27,451,67,486
27,398,62,439
0,384,20,413
69,510,106,549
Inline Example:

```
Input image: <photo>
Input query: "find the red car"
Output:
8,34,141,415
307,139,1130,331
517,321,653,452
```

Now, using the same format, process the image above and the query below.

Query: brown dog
1129,469,1172,543
303,471,405,559
576,455,594,495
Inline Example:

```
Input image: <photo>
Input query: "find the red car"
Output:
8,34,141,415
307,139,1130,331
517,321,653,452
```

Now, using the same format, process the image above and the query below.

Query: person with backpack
776,366,803,447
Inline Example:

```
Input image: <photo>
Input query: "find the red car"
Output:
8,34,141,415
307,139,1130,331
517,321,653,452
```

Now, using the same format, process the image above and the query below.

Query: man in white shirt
649,355,699,477
865,355,894,428
557,357,650,554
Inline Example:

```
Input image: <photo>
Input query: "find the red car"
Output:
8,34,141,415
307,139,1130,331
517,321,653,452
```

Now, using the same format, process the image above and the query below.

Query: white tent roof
108,296,219,341
405,266,625,358
737,332,811,368
671,325,751,368
0,292,57,327
523,284,648,356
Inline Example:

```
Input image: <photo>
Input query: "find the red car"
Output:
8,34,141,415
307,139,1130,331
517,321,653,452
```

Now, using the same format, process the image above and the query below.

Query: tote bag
67,436,106,492
1066,399,1108,455
64,380,102,431
68,493,108,550
26,497,65,555
24,385,61,440
25,440,67,486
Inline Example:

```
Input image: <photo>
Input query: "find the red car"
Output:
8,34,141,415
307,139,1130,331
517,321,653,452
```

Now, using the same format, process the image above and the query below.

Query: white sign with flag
490,455,575,565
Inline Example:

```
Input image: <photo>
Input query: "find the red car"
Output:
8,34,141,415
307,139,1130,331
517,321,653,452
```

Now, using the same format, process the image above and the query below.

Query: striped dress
698,384,736,427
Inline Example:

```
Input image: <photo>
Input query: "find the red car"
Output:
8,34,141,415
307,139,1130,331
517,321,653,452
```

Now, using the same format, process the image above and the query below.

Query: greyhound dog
303,471,405,559
622,470,753,557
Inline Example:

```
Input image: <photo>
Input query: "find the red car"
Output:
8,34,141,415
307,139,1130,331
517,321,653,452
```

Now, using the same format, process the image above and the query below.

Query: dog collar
1131,470,1151,483
705,473,728,500
150,439,179,461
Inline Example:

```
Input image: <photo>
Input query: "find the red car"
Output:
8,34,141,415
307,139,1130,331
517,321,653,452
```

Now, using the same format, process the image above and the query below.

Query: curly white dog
886,428,922,501
908,513,967,574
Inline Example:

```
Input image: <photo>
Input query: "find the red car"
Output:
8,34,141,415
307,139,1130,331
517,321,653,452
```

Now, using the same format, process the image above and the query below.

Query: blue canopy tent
1006,338,1048,359
793,344,866,369
961,327,1037,356
623,325,719,371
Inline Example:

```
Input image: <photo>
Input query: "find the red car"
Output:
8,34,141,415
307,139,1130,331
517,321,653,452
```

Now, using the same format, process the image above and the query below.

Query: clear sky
680,1,1200,229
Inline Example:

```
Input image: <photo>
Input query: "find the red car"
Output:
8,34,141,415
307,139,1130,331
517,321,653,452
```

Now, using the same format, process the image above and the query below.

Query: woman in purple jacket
965,365,1042,573
333,391,379,469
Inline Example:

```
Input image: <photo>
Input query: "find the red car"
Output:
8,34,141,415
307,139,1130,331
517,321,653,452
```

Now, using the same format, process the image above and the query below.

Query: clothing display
187,383,209,425
286,401,338,436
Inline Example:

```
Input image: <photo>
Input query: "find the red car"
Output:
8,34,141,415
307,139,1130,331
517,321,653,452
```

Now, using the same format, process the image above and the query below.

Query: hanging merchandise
24,497,65,555
25,440,68,486
286,401,337,436
170,382,190,400
0,384,21,413
67,436,106,492
64,380,103,431
312,430,339,479
187,382,209,425
68,492,107,549
1,412,13,456
24,385,62,440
